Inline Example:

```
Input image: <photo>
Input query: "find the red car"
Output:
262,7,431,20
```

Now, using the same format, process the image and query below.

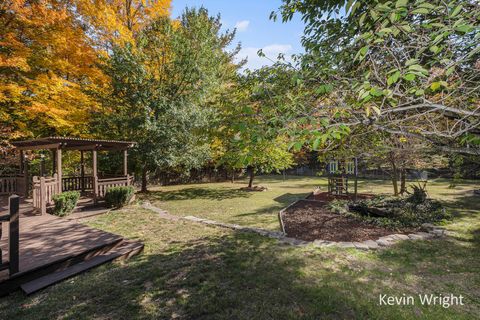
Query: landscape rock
391,234,410,240
183,216,205,222
421,223,435,231
336,242,356,248
376,239,392,247
378,236,399,243
415,232,434,239
312,240,336,247
362,240,379,249
430,229,445,237
408,233,424,240
281,237,303,245
353,242,370,250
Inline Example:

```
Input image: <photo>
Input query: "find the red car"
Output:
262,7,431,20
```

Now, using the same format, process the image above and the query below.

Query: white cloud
236,44,293,70
234,20,250,32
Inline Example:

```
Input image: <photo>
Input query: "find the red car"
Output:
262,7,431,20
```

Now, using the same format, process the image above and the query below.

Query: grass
139,176,479,231
0,175,479,319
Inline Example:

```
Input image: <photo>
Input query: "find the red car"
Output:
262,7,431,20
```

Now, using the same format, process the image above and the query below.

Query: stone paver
391,234,410,240
376,239,392,247
353,242,370,250
336,242,356,248
362,240,379,249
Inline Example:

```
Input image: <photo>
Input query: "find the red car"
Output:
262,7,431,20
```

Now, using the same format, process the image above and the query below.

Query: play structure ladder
328,176,348,195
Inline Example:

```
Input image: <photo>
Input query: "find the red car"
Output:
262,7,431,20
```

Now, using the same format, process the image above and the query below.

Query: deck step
20,240,144,295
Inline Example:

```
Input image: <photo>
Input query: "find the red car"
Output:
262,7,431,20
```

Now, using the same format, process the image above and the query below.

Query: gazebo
6,137,135,214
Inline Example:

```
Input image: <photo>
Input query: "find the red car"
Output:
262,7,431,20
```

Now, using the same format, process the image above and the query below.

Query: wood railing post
24,158,29,197
9,195,20,275
53,173,58,194
40,177,46,215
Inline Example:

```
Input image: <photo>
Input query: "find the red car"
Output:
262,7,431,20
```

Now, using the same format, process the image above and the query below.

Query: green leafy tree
94,8,240,191
216,65,297,188
277,0,480,155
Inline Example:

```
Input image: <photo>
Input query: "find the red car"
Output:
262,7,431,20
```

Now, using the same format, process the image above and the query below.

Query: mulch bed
240,186,268,192
282,200,408,242
306,191,374,202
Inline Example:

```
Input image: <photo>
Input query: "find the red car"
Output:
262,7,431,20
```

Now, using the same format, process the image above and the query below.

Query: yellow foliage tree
0,0,171,139
74,0,171,50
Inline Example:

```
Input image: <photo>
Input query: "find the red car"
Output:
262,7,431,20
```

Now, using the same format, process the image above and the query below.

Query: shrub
104,186,135,208
327,199,349,214
52,191,80,217
346,194,449,229
406,183,428,204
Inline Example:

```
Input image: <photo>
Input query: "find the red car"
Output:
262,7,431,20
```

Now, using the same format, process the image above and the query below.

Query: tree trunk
391,172,399,196
231,169,235,183
389,152,399,196
400,168,407,195
141,166,148,193
247,166,255,188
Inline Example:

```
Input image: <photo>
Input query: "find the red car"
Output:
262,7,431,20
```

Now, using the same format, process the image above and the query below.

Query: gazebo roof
11,137,135,151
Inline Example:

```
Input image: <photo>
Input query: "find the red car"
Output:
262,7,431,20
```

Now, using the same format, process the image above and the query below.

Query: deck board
0,203,123,278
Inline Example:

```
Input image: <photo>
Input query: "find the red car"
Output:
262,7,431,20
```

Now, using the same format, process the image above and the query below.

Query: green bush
345,195,449,229
104,186,135,208
52,191,80,217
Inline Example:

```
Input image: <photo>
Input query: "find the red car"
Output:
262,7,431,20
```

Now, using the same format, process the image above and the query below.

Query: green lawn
140,176,479,231
0,176,479,319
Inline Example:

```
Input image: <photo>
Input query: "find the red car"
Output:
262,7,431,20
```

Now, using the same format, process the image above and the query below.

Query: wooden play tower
326,158,358,200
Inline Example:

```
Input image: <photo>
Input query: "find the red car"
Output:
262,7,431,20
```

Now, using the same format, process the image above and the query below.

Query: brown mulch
282,200,407,242
306,191,374,202
239,186,268,192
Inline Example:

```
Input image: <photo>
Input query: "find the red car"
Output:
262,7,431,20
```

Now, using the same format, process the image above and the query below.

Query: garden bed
306,191,374,202
281,200,411,242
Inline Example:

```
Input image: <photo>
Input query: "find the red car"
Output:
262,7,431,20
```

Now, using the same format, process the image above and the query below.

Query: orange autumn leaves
0,0,171,138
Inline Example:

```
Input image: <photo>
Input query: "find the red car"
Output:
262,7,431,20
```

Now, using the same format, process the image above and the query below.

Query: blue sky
171,0,305,70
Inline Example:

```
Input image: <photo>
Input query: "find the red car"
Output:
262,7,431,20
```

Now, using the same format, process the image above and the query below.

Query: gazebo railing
0,175,25,195
32,174,59,214
96,175,133,198
62,176,94,192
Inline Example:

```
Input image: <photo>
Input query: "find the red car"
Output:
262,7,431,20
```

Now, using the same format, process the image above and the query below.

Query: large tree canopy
277,0,480,155
94,8,240,191
0,0,172,140
214,65,298,188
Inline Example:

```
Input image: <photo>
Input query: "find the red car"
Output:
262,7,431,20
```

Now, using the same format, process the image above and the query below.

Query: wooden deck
0,213,122,277
0,197,142,294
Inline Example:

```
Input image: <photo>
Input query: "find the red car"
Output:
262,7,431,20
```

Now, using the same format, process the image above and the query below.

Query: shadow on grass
1,232,372,319
142,187,252,202
440,193,480,219
235,192,310,217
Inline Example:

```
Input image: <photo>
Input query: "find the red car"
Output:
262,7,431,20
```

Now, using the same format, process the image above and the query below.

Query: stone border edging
276,199,448,250
141,201,447,251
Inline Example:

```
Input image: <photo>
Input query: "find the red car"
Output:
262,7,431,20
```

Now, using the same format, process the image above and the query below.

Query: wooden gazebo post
80,151,85,192
92,149,98,202
123,150,128,177
56,148,62,193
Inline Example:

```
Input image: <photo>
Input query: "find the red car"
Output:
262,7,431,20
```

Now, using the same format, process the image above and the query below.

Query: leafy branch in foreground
278,0,480,155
